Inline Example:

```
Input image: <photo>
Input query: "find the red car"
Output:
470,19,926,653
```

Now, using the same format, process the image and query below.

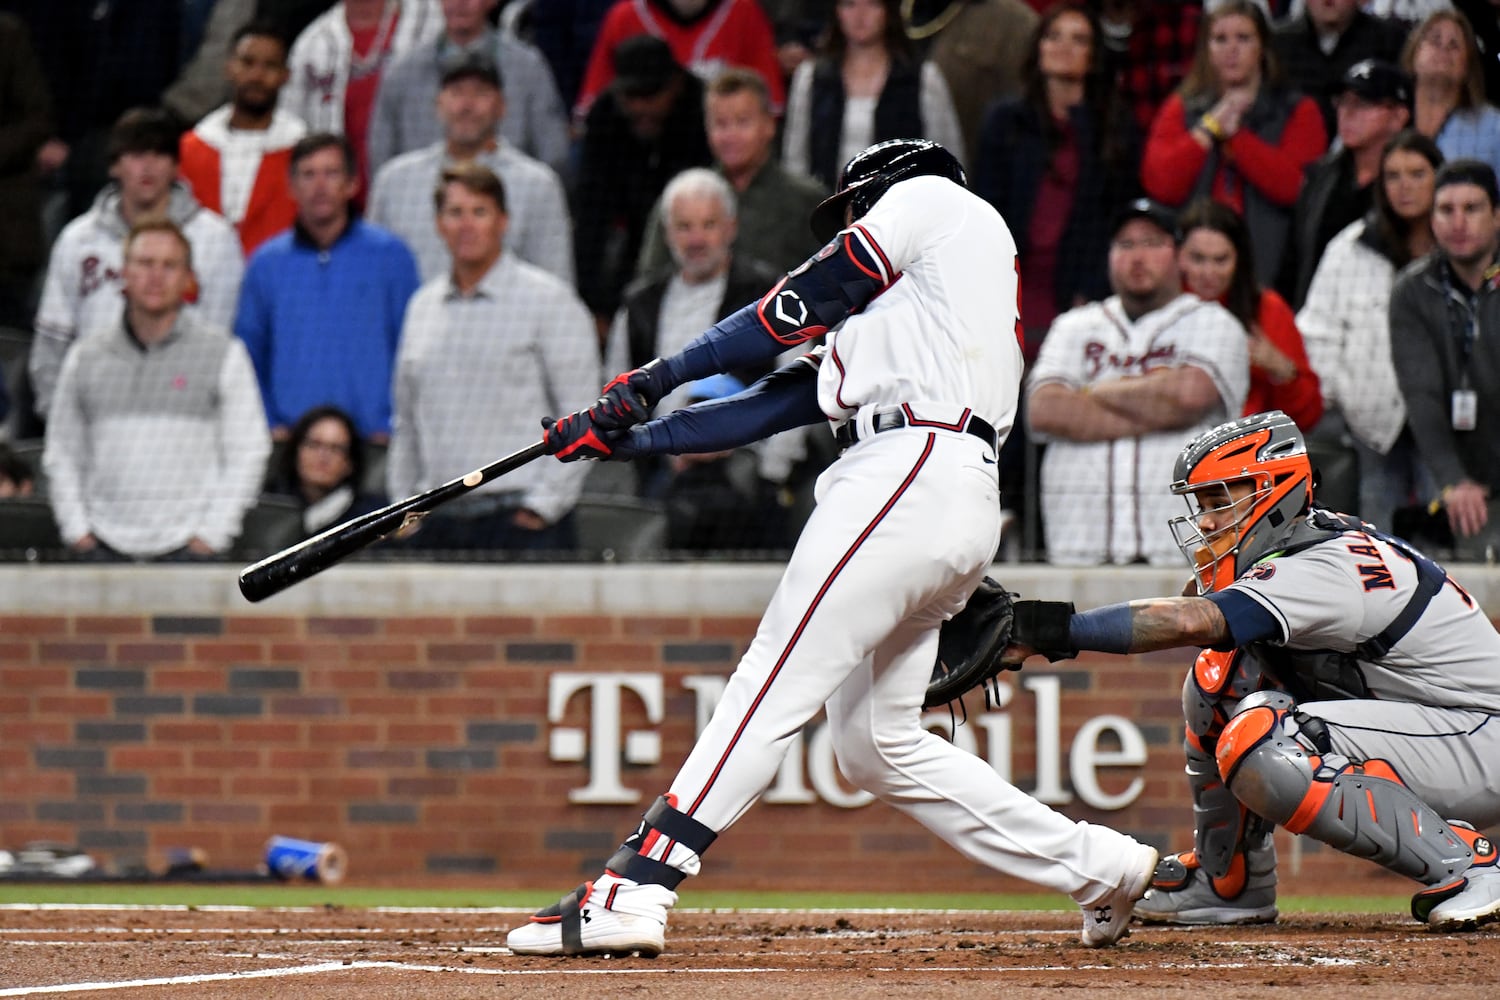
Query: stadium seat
572,496,667,562
0,497,62,560
234,495,305,561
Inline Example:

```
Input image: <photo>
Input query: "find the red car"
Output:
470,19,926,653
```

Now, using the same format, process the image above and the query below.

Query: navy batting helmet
808,138,966,243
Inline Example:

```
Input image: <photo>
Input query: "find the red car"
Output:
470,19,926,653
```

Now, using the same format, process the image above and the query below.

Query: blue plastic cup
264,836,347,884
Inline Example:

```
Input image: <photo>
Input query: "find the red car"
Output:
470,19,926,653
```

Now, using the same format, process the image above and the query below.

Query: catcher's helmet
1167,411,1313,594
809,138,967,243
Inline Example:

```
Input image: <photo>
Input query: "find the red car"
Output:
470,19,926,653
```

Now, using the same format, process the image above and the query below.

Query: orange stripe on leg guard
1214,706,1278,781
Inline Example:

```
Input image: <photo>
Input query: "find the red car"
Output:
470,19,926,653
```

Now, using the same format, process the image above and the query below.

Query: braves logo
79,256,122,299
304,66,337,104
1082,341,1178,381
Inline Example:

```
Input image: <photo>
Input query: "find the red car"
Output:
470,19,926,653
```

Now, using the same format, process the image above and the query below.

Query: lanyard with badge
1444,261,1495,432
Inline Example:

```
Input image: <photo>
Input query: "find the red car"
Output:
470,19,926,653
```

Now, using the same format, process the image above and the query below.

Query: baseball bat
238,440,548,603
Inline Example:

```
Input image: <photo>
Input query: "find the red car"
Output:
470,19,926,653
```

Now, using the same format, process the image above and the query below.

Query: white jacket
30,182,244,417
283,0,444,134
1295,219,1407,454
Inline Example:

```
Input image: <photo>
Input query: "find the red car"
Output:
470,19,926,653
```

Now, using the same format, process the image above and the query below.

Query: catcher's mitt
925,578,1018,709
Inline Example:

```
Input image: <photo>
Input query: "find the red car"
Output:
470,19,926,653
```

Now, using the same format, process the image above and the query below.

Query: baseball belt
834,408,998,451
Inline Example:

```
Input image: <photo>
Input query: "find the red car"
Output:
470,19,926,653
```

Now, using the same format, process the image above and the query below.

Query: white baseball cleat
1080,842,1159,948
506,877,677,957
1414,825,1500,931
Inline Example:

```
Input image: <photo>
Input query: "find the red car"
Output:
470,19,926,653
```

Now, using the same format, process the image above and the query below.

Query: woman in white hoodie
1296,128,1443,531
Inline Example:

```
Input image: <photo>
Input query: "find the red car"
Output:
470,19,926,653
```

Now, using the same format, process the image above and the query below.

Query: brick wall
3,563,1488,895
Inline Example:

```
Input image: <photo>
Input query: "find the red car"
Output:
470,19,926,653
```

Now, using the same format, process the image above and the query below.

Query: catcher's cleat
1413,823,1500,931
1080,842,1159,948
506,875,677,957
1135,837,1278,926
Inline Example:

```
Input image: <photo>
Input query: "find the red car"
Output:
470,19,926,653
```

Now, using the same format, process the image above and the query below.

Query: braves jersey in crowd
1029,293,1248,565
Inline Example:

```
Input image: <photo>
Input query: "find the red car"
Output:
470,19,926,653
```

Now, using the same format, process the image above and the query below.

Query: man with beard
179,20,309,257
1025,197,1248,566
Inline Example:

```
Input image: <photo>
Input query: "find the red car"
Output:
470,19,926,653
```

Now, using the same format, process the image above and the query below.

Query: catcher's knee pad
1183,648,1272,745
607,795,718,890
1216,697,1476,884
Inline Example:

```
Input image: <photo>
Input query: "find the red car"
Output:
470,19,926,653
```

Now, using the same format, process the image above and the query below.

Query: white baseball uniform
1028,294,1249,566
634,175,1152,903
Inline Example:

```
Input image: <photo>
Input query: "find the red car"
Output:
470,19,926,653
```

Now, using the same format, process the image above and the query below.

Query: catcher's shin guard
1136,829,1278,925
1216,692,1481,890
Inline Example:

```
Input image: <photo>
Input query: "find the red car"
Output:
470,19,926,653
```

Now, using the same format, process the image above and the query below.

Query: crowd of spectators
1,0,1499,565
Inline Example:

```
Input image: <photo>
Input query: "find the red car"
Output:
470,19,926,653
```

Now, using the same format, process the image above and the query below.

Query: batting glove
593,360,673,430
541,412,620,462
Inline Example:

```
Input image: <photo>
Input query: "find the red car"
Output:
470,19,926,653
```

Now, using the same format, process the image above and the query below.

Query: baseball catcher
1007,410,1500,932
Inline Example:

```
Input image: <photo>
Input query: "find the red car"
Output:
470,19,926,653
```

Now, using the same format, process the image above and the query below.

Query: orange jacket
179,107,306,257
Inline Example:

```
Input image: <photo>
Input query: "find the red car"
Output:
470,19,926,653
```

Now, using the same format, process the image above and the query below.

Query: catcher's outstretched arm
1008,596,1240,663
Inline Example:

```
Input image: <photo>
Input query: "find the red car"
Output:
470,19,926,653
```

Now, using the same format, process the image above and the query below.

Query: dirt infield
2,905,1498,998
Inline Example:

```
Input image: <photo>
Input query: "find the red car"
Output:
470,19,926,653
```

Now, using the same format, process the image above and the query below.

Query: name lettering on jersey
79,256,122,299
1082,341,1177,381
1356,563,1396,591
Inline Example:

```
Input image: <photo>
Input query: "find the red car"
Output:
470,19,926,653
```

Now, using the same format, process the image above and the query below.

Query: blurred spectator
367,0,570,180
1453,0,1500,106
1141,0,1328,286
13,0,186,218
1298,129,1442,529
368,49,573,283
574,34,712,324
268,403,386,535
761,0,832,81
574,0,786,120
1026,198,1249,565
530,0,620,109
904,0,1039,163
179,20,310,257
1404,8,1500,177
0,13,53,331
389,163,598,552
0,442,36,497
234,132,420,440
162,0,252,126
606,168,780,408
784,0,967,190
30,108,245,419
1271,0,1410,136
1390,157,1500,559
1178,198,1323,431
1098,0,1204,132
635,68,827,279
43,218,269,561
262,0,349,42
661,373,784,550
1278,58,1411,309
974,1,1142,358
281,0,444,195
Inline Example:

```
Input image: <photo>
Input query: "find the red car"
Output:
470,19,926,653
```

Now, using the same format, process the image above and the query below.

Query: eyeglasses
299,439,351,457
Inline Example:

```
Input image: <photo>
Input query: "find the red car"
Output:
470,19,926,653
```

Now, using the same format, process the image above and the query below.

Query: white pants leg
660,430,1137,901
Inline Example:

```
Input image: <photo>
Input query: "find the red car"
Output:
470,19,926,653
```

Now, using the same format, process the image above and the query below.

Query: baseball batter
1027,200,1249,567
1007,410,1500,931
507,139,1159,957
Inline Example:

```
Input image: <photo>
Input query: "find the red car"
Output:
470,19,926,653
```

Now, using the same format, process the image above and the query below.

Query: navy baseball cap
1337,59,1411,106
613,34,679,97
440,49,503,90
1111,198,1182,243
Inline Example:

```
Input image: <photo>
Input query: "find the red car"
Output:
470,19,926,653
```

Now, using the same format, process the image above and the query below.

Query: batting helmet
808,138,967,243
1167,411,1313,594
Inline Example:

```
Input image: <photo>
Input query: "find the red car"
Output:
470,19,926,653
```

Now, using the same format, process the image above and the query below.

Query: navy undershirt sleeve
618,357,825,457
660,302,789,388
1204,589,1284,646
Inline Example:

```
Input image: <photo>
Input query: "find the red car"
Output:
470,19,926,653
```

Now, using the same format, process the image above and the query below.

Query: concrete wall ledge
4,561,1499,617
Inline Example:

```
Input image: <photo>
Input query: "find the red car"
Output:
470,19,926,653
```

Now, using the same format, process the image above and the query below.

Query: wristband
1068,602,1134,655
